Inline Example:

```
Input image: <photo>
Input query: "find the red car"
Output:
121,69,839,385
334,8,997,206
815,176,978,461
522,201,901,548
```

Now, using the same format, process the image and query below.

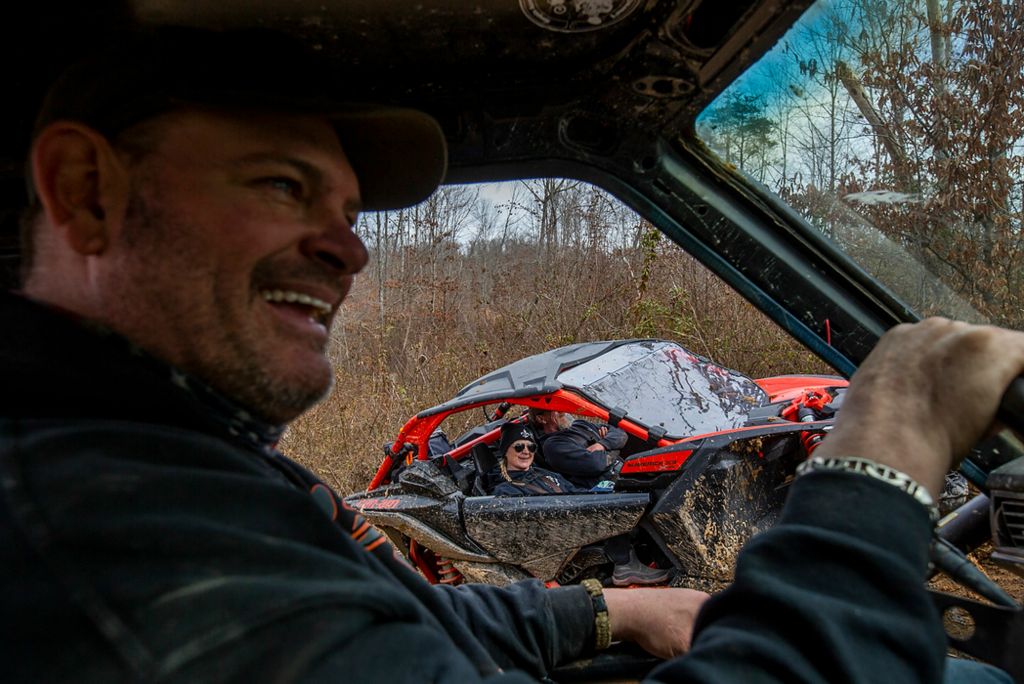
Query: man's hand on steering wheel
816,318,1024,498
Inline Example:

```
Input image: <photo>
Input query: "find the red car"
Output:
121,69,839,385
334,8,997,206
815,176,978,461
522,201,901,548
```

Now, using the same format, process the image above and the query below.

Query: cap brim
333,108,447,212
33,28,448,214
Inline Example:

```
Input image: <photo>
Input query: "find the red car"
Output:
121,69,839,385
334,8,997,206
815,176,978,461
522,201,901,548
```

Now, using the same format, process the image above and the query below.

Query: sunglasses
511,442,537,454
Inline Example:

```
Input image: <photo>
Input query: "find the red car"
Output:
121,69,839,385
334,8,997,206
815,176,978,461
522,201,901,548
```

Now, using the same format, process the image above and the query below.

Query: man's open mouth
261,289,333,326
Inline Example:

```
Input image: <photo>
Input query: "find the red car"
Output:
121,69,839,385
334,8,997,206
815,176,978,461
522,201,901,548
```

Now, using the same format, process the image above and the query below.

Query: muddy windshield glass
556,341,767,439
696,0,1024,329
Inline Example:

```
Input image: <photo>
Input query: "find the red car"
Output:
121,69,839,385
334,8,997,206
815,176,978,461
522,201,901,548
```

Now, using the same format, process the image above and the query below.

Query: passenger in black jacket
489,423,586,496
489,422,671,585
528,410,671,585
529,409,628,488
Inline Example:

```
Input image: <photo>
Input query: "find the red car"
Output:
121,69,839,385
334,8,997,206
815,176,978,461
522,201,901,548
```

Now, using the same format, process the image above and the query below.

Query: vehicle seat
470,443,498,495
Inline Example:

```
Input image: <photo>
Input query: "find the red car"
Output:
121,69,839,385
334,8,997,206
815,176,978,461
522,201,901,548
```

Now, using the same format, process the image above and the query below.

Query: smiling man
29,109,368,423
0,28,710,682
1,25,1018,684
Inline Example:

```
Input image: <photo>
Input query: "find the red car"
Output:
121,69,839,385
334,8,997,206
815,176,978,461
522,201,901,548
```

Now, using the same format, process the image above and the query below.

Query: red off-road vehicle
351,338,846,589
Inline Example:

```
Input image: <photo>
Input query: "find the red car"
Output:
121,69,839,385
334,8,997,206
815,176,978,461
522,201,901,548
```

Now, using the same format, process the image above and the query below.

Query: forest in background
698,0,1024,327
282,182,827,495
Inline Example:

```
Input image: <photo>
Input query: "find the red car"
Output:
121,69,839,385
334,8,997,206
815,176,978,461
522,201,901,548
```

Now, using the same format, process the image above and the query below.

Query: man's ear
31,122,129,256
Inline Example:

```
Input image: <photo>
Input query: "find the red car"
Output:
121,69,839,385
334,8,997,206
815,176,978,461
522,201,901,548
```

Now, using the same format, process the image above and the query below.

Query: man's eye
262,177,304,199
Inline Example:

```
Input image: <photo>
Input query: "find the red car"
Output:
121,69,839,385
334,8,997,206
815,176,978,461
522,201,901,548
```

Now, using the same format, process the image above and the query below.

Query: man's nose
299,213,369,277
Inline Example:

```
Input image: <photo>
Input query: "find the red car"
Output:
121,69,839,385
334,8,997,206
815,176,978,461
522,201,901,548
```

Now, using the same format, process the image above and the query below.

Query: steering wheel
925,370,1024,679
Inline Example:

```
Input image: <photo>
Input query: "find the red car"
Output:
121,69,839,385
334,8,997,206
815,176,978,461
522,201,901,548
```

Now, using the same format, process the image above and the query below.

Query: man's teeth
261,290,332,315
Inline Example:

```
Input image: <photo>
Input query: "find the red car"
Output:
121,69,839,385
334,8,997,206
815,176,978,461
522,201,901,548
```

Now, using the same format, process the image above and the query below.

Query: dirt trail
928,542,1023,603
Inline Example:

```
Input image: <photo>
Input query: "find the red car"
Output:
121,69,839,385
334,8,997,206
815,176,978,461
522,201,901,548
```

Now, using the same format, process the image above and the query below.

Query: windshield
696,0,1024,329
557,340,767,439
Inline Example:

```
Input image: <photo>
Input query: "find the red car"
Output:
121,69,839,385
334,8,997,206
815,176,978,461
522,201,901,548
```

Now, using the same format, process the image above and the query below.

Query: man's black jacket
0,293,592,682
0,292,949,682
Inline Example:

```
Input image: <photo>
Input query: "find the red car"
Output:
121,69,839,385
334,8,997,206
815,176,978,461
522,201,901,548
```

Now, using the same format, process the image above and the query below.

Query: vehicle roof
1,0,908,371
419,339,634,418
420,338,771,441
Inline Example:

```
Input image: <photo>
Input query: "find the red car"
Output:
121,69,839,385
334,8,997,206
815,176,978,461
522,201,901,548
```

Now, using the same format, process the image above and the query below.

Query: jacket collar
1,291,285,454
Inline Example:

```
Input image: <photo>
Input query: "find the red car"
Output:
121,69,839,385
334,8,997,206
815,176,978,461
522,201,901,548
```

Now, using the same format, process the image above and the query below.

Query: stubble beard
115,186,334,425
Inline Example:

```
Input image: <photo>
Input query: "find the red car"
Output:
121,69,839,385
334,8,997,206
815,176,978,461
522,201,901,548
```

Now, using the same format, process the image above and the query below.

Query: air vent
992,491,1024,549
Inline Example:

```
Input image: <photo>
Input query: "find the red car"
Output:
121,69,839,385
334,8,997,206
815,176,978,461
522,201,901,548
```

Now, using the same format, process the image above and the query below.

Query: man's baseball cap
30,27,447,211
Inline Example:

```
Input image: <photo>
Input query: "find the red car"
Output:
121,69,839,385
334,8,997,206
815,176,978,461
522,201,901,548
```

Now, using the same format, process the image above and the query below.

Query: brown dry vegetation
281,185,828,495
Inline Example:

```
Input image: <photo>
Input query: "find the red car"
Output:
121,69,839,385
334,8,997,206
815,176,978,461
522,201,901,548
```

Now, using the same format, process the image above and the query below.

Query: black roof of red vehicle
419,339,770,438
367,337,844,488
420,339,633,417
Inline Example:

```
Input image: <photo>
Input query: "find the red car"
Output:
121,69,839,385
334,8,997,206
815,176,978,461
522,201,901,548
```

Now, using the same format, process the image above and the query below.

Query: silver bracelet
796,455,940,521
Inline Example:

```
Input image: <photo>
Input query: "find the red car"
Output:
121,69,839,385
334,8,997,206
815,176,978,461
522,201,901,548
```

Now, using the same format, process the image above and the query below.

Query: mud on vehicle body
347,339,848,590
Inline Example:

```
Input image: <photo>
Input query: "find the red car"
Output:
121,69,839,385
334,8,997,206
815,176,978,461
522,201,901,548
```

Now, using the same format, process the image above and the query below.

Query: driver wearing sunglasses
491,423,586,496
